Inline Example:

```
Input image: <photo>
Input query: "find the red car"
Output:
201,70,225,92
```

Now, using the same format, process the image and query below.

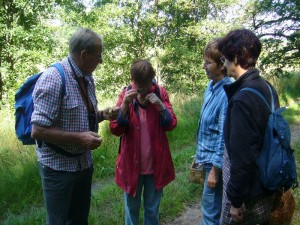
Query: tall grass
0,93,202,224
0,107,41,221
292,139,300,225
1,72,299,224
272,71,300,106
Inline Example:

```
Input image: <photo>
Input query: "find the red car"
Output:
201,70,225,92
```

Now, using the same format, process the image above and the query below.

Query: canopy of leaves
248,0,300,77
3,0,297,106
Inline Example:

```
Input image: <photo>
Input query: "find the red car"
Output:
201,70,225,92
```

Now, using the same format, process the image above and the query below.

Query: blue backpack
15,63,65,145
241,85,298,191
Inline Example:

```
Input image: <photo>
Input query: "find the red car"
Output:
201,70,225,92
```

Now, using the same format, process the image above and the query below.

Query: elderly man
31,28,119,225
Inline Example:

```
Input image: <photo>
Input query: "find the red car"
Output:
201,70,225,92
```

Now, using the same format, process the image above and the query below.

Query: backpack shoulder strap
50,63,66,96
240,87,273,112
154,83,161,100
151,80,162,100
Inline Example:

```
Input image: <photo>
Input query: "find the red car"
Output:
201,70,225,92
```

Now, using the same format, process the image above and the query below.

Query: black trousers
38,162,93,225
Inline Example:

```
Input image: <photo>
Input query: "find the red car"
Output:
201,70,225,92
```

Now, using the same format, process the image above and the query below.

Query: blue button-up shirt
195,76,232,169
31,56,98,172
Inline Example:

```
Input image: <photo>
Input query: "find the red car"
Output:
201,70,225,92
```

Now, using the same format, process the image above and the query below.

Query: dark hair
204,38,227,75
217,29,262,69
131,59,155,85
69,28,102,55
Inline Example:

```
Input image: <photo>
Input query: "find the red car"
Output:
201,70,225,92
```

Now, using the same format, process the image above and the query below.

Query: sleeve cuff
160,108,172,127
116,111,129,127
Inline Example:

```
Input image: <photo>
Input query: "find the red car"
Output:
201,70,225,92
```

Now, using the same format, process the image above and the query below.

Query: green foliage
292,139,300,224
1,0,299,106
0,0,54,104
246,0,300,77
70,0,239,97
271,71,300,106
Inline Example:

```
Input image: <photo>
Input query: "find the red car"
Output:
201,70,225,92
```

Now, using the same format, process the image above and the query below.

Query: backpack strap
240,85,274,113
50,63,66,96
154,83,161,100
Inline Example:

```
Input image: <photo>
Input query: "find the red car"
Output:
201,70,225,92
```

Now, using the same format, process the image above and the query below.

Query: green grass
273,71,300,106
0,93,203,224
1,73,299,224
284,102,300,225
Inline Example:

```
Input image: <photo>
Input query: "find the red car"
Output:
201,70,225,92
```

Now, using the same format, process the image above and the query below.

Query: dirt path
167,121,300,225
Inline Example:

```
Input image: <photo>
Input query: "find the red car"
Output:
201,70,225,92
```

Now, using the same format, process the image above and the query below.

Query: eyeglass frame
82,49,103,63
220,56,226,64
203,60,216,66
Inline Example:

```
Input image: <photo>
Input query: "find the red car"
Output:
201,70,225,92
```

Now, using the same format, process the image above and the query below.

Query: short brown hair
204,38,227,75
204,38,223,66
217,29,262,69
131,59,155,85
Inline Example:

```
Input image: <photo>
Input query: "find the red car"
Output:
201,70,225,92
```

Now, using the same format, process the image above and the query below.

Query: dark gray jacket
223,68,279,208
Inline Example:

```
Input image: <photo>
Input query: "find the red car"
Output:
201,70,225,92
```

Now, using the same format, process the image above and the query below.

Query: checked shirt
31,57,99,172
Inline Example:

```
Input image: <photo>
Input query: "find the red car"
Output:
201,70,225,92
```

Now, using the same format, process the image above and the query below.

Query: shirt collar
68,55,91,79
209,76,230,92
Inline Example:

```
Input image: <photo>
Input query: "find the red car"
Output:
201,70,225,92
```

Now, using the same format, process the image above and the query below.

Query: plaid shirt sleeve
31,67,64,126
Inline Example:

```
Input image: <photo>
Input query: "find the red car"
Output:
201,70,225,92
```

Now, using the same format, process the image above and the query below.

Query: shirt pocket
60,96,80,125
208,125,220,135
62,95,79,109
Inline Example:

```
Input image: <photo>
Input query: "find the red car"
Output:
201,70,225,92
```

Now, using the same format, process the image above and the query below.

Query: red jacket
110,83,177,196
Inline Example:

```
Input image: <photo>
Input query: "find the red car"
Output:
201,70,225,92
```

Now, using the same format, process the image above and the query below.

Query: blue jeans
201,164,223,225
124,174,162,225
38,162,93,225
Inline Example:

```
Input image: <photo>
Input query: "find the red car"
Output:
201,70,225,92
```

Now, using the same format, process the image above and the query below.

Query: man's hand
230,205,243,223
102,106,120,121
79,131,102,150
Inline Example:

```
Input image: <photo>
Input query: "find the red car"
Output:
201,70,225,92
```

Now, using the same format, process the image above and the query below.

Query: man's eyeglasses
220,56,226,64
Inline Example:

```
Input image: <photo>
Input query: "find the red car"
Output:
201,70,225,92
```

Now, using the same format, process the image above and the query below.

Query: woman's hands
207,166,221,188
120,88,165,116
123,89,139,107
145,93,165,112
121,89,138,117
230,206,244,223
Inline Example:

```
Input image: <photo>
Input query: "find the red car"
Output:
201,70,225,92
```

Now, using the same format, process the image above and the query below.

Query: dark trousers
38,162,93,225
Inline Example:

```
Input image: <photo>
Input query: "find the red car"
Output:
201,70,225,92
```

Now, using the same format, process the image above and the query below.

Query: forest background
0,0,299,224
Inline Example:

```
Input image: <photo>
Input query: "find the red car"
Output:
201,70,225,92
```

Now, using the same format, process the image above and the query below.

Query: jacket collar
223,68,260,100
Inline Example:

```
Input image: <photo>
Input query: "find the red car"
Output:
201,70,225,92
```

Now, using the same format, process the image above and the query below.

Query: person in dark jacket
110,59,177,225
217,29,279,225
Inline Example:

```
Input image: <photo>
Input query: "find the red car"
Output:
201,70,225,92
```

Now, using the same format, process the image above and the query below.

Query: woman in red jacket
110,59,177,225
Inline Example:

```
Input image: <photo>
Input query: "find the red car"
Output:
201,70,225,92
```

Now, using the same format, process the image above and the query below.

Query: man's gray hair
69,28,103,55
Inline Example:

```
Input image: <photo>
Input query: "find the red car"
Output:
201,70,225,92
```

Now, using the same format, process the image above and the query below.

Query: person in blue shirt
195,38,232,225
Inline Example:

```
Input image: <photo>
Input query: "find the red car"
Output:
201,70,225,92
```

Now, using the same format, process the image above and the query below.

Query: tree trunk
153,0,161,84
